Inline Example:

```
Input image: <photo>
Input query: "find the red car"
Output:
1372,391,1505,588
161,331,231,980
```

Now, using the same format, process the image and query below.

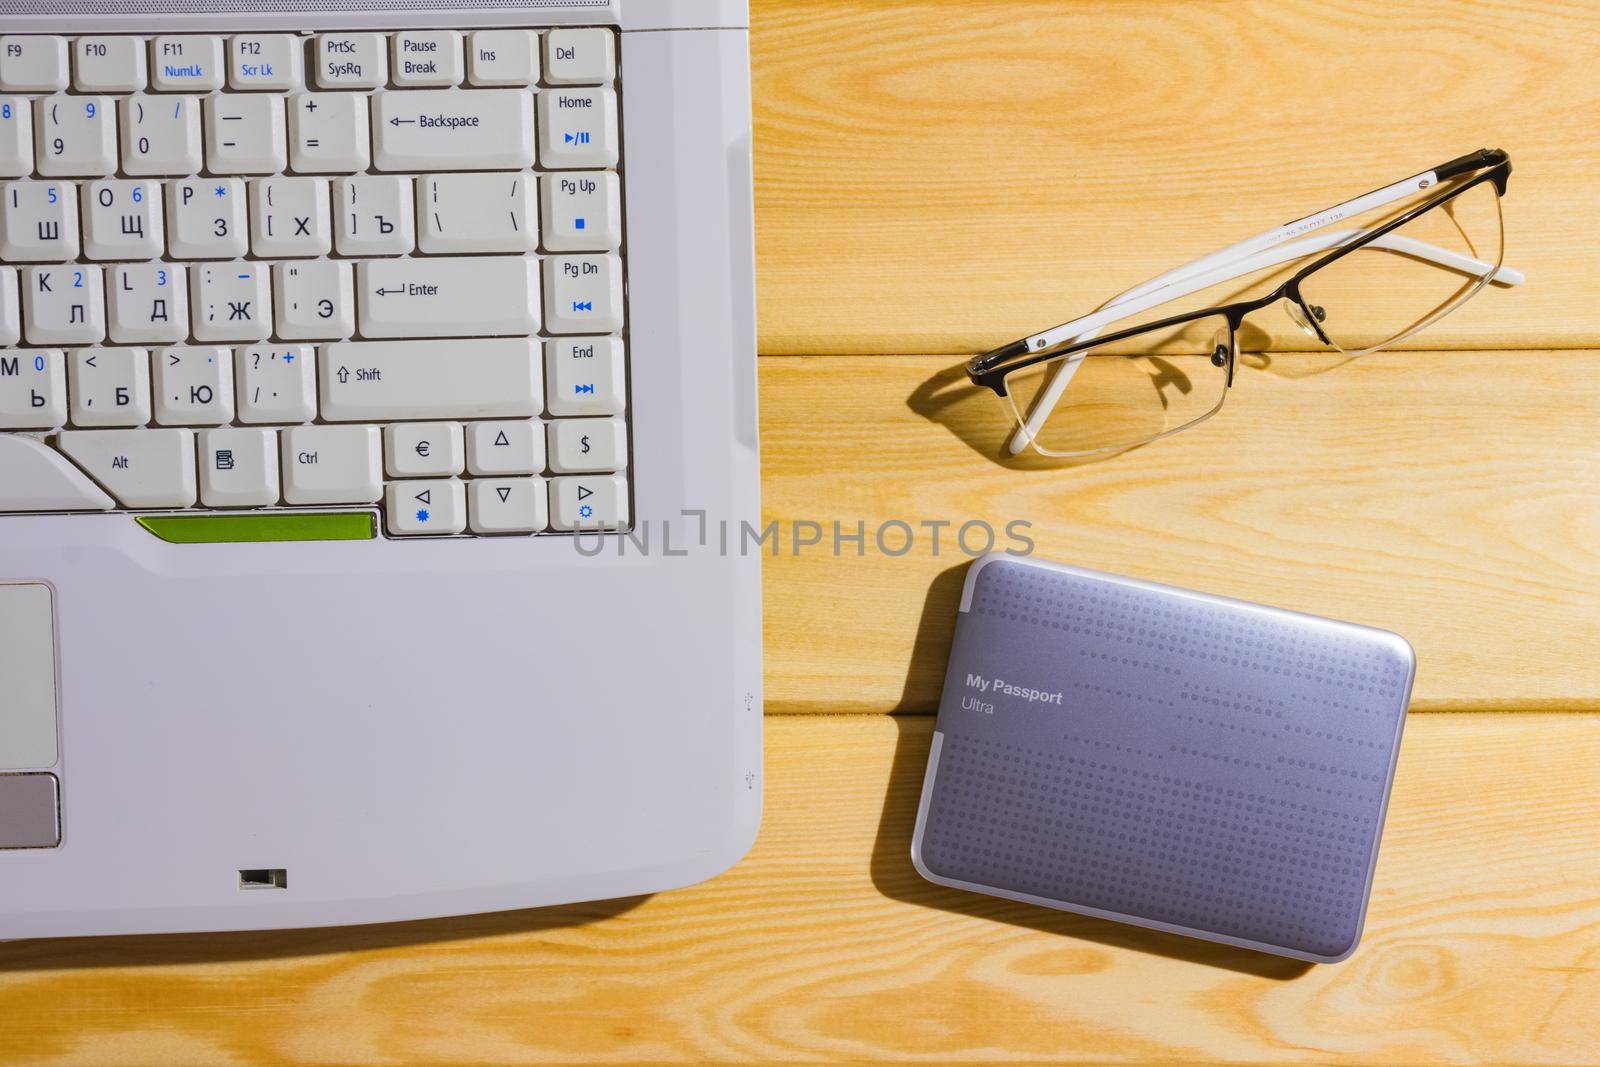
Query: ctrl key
281,424,381,505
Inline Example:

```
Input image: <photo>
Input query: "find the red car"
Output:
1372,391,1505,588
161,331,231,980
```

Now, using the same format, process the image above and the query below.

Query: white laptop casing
0,0,762,939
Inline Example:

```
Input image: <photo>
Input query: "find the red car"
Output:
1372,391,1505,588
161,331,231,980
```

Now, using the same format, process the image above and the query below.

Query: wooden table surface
5,2,1599,1063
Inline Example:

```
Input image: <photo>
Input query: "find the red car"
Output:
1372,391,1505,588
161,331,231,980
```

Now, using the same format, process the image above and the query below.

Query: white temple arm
1005,229,1522,454
1085,171,1445,322
1027,228,1519,356
1024,163,1496,354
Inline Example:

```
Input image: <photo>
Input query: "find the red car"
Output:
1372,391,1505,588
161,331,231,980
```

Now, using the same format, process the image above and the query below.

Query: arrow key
468,476,546,534
550,473,626,531
385,477,464,536
466,419,542,475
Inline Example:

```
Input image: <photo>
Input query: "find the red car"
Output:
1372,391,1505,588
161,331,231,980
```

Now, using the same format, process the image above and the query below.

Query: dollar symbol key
579,434,591,454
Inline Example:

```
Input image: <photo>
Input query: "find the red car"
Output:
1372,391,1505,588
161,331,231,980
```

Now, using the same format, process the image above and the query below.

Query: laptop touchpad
1,583,61,849
0,582,58,772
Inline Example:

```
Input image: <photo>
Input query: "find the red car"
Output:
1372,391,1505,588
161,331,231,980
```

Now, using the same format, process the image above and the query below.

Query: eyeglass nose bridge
1281,283,1333,347
1208,323,1236,387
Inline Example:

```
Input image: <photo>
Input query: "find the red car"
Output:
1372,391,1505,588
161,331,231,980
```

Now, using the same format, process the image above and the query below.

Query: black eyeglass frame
966,148,1512,396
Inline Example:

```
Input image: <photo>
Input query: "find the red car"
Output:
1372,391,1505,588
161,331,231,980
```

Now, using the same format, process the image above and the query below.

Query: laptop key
0,98,33,177
543,29,614,86
23,263,106,345
67,346,149,427
236,344,316,424
198,427,279,507
545,337,625,416
0,347,66,428
465,419,541,475
150,36,224,93
371,89,534,172
0,180,80,261
280,423,381,505
550,472,626,531
386,477,465,534
468,476,546,533
416,173,538,254
120,94,203,176
391,31,463,88
203,94,286,175
153,345,233,426
548,416,625,473
320,338,541,421
74,37,147,94
540,171,620,252
57,427,197,507
0,36,69,93
384,420,464,478
333,175,414,255
542,253,621,334
33,95,118,178
191,262,271,342
288,92,369,174
355,256,538,338
537,87,617,168
314,33,387,90
228,35,303,92
468,30,538,87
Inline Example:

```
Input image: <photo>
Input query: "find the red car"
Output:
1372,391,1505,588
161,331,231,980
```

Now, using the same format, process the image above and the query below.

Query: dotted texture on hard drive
920,560,1411,959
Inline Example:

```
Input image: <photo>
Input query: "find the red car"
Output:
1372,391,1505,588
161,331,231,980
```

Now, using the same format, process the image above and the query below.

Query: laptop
0,0,762,939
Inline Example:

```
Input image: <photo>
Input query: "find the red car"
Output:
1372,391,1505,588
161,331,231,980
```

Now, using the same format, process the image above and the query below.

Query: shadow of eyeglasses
909,274,1388,468
907,356,1211,471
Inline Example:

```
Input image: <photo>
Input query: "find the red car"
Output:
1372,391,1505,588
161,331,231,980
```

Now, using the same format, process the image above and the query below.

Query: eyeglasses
967,149,1519,458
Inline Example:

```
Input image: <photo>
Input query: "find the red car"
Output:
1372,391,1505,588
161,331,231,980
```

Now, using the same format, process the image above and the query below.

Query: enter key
356,256,541,338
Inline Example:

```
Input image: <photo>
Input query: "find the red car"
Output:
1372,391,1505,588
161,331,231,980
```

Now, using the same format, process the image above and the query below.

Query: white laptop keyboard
0,28,629,536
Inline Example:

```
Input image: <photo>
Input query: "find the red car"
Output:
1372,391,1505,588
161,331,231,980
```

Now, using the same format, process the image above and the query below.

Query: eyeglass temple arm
1005,228,1523,455
1009,150,1508,363
1024,165,1462,354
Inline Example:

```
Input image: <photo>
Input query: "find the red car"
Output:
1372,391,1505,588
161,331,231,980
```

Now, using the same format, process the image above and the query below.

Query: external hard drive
912,554,1415,963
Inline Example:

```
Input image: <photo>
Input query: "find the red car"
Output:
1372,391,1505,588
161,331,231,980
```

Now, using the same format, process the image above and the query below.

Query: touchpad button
0,773,60,850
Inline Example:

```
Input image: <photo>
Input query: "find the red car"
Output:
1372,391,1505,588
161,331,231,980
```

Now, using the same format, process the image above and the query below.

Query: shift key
357,256,540,338
320,338,542,421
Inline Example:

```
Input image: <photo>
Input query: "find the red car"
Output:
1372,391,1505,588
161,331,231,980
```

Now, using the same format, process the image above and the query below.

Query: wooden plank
751,0,1600,354
2,714,1596,1065
758,352,1600,713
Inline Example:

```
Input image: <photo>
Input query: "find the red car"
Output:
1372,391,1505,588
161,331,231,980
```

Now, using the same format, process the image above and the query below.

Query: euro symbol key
415,441,431,457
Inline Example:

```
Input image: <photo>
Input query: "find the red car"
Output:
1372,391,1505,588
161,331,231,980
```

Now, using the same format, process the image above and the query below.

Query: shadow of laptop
0,896,647,970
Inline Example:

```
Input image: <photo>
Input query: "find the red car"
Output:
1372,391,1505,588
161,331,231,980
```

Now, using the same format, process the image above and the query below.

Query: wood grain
4,7,1594,1064
2,713,1596,1065
751,0,1600,355
758,351,1600,713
